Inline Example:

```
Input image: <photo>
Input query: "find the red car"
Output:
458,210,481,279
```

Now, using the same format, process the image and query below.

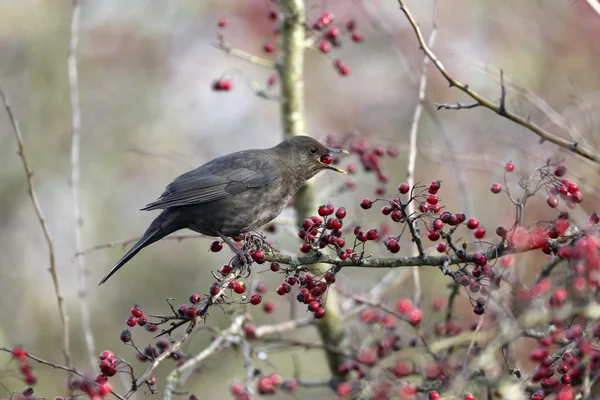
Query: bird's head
278,136,348,177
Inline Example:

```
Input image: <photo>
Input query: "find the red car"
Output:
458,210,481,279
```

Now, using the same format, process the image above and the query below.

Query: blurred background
1,0,599,398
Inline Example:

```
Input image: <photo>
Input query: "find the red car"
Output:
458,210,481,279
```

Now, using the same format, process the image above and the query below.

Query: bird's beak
321,148,349,174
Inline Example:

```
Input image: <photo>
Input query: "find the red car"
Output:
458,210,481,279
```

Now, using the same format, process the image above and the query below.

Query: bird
99,135,347,285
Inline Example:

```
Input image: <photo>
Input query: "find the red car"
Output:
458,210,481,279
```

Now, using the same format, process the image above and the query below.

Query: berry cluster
11,347,36,385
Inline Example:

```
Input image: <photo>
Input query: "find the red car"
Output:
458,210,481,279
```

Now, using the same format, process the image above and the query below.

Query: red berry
252,250,266,264
396,297,413,313
385,238,400,253
408,308,422,325
333,59,350,76
554,165,567,177
426,194,438,205
189,293,201,304
219,264,233,275
99,350,114,361
436,242,448,252
263,302,274,313
217,18,227,28
466,218,479,229
496,226,507,236
314,307,326,318
300,242,311,253
270,262,280,272
263,43,275,53
547,195,559,208
428,391,441,400
366,229,378,240
427,230,440,241
398,183,410,194
351,32,363,42
490,183,502,193
473,226,486,239
360,198,373,209
318,40,331,53
464,393,475,400
590,212,599,224
567,182,578,192
209,284,221,296
250,294,262,305
120,329,131,343
233,282,246,294
210,241,222,252
126,316,137,327
505,162,515,172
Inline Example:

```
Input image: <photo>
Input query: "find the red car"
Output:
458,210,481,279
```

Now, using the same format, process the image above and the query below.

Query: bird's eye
309,147,318,155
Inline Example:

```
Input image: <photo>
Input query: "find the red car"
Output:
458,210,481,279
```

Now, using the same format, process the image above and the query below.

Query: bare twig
1,88,72,369
405,0,438,307
396,0,600,164
216,34,276,69
73,233,204,258
68,0,96,372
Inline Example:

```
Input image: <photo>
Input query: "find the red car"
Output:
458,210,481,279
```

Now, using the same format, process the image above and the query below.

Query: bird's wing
141,163,279,210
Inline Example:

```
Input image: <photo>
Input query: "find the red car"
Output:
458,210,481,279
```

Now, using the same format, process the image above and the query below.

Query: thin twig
1,88,72,369
124,319,197,399
396,0,600,164
68,0,97,372
216,34,276,69
405,0,438,307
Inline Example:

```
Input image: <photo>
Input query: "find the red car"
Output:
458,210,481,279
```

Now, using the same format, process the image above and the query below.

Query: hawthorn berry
212,79,232,91
314,307,326,318
217,18,227,28
263,43,275,53
209,241,222,252
505,162,515,172
126,316,137,327
249,294,262,305
408,308,422,325
473,226,486,239
131,305,143,317
270,262,280,272
496,226,507,236
333,59,350,76
366,229,378,240
490,183,502,193
436,242,448,252
360,198,373,209
398,183,410,194
385,238,400,253
252,250,266,264
233,282,246,294
554,165,567,176
351,32,364,42
464,394,475,400
263,302,274,313
466,218,479,229
547,195,559,208
189,293,201,304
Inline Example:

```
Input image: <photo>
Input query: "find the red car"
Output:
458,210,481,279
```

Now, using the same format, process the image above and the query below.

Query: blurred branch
586,0,600,16
68,0,97,372
164,315,245,400
277,0,345,380
475,64,592,150
216,34,276,69
406,0,438,307
396,0,600,164
0,88,72,370
73,233,204,258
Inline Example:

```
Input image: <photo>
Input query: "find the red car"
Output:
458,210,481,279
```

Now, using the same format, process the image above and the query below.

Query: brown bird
99,136,347,285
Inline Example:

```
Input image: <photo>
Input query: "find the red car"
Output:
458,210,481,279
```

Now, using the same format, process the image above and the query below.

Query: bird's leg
217,232,252,267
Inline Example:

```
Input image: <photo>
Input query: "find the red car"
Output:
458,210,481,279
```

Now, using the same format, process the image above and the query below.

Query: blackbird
99,135,347,284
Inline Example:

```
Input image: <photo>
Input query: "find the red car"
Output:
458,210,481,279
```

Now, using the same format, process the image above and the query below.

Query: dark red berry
398,183,410,194
360,198,373,209
210,241,223,252
466,218,479,229
250,294,262,305
490,183,502,193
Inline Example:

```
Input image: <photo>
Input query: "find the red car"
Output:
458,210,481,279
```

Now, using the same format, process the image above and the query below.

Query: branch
124,319,197,399
216,34,276,69
0,88,72,369
277,0,345,380
163,315,245,400
405,0,438,307
266,242,510,269
396,0,600,164
68,0,97,372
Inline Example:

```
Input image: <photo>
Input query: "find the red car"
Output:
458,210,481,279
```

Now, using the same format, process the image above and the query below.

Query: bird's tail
99,211,182,285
